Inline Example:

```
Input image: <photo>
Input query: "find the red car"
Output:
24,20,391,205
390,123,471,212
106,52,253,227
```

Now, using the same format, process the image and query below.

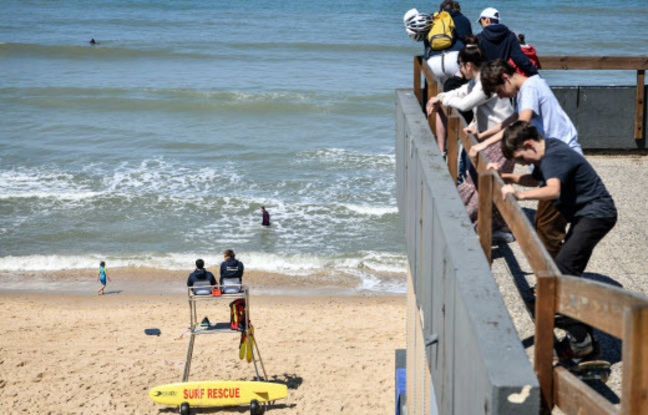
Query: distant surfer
89,38,99,45
260,206,270,227
96,261,111,295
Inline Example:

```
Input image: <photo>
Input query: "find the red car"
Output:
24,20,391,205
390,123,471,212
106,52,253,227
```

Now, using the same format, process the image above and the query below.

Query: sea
1,0,647,294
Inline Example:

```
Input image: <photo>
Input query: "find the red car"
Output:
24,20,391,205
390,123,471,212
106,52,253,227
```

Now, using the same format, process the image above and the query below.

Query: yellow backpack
427,11,455,51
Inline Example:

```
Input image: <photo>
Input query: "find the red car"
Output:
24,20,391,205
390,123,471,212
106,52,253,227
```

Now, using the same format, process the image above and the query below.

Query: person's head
477,7,500,27
440,0,460,12
457,35,485,79
480,59,517,97
501,120,544,164
260,206,266,211
195,259,205,269
513,30,526,45
100,261,105,267
224,249,235,260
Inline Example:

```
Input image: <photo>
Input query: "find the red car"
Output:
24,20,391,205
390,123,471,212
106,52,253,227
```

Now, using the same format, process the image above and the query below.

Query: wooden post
427,83,436,135
621,306,648,414
635,70,645,140
414,56,422,106
534,273,557,413
477,172,493,263
447,116,459,182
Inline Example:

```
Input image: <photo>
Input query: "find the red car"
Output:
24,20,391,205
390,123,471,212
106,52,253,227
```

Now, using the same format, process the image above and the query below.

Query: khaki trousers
535,200,567,259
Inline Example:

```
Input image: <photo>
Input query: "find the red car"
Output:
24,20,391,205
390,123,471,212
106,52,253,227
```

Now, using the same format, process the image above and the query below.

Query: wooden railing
414,55,648,415
540,56,648,141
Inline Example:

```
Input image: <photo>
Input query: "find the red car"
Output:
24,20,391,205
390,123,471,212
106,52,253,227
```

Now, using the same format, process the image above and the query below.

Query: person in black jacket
187,259,217,295
475,7,538,76
440,0,472,44
220,249,244,293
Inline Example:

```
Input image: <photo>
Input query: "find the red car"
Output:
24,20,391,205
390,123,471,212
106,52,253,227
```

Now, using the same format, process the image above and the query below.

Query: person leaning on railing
491,120,617,360
425,37,516,243
469,59,582,258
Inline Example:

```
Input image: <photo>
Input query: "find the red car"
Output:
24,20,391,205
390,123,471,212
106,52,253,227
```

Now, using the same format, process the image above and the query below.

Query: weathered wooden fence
400,55,648,414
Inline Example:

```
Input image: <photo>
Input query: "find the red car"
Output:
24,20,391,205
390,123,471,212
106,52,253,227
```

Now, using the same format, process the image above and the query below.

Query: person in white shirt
426,37,516,242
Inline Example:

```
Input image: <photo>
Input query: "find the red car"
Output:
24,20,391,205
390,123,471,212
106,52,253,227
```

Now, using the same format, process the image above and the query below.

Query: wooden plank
426,82,436,136
490,175,560,277
477,172,493,263
555,276,648,339
635,70,645,140
447,116,459,181
421,59,437,88
553,366,618,415
621,307,648,415
457,126,474,154
540,56,648,71
534,274,557,412
414,56,422,106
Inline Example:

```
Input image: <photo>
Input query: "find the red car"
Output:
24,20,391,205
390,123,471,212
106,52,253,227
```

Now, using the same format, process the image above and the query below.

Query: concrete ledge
396,89,540,414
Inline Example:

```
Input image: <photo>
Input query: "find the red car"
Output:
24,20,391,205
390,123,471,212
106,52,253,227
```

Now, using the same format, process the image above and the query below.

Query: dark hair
224,249,235,259
480,59,516,95
195,258,204,269
517,33,526,45
100,261,105,267
440,0,460,12
501,121,543,160
458,35,485,68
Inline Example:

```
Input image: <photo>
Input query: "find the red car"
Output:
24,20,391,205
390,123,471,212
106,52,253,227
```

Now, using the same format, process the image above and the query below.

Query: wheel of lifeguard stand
250,399,264,415
180,402,190,415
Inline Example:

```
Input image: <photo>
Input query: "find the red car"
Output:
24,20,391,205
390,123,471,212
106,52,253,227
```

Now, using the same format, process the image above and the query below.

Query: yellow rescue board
149,380,287,406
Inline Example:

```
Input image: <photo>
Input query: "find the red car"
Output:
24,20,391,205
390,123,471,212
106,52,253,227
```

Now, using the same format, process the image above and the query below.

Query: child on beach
97,261,111,295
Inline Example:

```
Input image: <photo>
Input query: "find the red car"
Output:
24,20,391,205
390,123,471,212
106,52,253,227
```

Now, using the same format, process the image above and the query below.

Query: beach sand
0,291,405,414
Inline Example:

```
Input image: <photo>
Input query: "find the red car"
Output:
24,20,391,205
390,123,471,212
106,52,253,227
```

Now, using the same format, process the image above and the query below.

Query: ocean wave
0,41,411,62
295,148,395,170
341,204,398,217
0,251,407,292
3,89,390,116
0,251,407,273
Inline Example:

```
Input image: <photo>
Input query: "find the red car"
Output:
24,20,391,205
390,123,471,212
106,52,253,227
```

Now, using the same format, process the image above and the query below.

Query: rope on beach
164,359,185,366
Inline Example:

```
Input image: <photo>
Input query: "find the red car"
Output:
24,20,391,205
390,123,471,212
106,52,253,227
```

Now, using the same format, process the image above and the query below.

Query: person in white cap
475,7,538,77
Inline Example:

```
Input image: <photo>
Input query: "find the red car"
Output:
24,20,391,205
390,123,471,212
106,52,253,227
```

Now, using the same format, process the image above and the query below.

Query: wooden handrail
539,56,648,71
413,56,648,415
538,55,648,139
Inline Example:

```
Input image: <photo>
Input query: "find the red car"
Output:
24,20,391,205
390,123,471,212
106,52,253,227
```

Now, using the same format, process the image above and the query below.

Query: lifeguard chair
149,284,287,415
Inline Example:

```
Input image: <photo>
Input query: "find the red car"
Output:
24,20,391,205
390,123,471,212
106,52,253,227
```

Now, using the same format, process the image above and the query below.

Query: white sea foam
0,251,407,288
341,204,398,217
295,148,395,170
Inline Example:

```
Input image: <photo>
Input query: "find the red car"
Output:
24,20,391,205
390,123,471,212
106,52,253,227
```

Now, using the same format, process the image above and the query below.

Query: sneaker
492,230,515,243
555,333,601,362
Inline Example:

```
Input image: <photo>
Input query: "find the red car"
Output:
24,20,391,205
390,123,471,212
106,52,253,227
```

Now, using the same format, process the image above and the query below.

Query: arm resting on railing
500,177,560,202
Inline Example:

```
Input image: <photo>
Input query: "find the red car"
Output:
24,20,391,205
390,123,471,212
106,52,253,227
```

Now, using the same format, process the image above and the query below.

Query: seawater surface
1,0,646,293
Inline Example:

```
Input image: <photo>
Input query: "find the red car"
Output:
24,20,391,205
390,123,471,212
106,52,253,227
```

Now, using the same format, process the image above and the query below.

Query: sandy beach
0,291,406,414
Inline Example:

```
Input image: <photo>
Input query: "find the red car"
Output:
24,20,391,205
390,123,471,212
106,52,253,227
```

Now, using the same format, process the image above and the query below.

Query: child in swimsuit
97,261,111,295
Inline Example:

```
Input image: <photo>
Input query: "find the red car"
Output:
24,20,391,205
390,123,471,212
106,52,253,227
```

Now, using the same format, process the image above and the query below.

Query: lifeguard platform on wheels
149,284,287,415
183,284,267,383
